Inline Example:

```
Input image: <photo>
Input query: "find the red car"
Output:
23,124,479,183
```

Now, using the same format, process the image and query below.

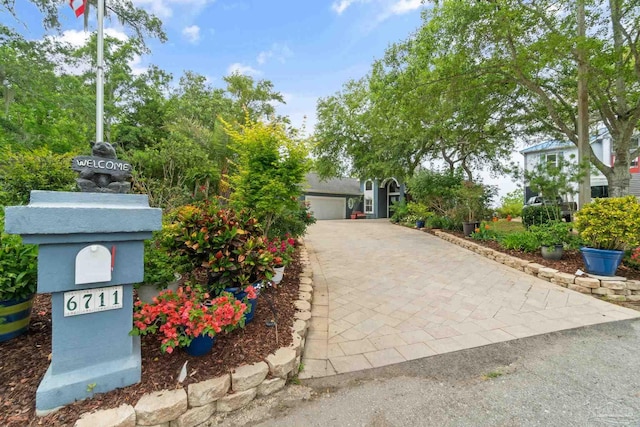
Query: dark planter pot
416,220,425,229
185,334,217,356
580,247,624,277
462,221,480,237
0,294,35,343
541,245,564,261
223,283,259,324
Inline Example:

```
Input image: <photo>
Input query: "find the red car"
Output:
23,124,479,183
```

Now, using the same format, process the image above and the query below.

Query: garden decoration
4,191,161,413
72,140,132,193
131,285,247,355
575,196,640,276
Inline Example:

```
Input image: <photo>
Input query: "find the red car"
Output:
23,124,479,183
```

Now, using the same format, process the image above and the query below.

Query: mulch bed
0,250,302,427
439,229,640,281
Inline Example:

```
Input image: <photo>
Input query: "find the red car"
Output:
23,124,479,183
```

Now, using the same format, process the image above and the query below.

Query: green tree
224,118,311,236
430,0,640,196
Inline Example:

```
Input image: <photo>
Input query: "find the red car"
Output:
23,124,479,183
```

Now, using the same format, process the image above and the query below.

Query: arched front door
386,178,400,218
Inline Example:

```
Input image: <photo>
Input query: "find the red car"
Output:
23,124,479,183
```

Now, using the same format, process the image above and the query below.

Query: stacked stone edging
73,241,314,427
432,230,640,303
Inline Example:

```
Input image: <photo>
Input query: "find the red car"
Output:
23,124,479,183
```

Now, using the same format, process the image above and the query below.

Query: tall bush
0,148,76,205
223,118,311,237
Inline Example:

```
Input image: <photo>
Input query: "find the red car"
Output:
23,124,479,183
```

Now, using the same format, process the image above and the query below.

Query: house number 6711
63,286,123,317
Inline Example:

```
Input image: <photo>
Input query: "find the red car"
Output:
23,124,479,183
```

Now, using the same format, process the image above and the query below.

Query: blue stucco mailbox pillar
4,190,161,413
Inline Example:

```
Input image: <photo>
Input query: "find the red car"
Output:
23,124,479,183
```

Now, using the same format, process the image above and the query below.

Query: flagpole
96,0,105,143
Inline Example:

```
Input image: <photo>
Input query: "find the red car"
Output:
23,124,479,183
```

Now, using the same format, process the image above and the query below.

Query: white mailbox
75,244,112,285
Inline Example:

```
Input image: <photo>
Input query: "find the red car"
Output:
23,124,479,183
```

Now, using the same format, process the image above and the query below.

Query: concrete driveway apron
299,220,639,378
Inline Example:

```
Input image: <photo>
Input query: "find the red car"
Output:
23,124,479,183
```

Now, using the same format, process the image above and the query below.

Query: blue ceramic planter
223,282,259,324
0,294,34,343
186,334,216,356
416,220,425,229
580,247,624,276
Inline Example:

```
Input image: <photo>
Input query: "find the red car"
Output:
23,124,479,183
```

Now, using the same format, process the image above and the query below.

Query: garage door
305,196,346,220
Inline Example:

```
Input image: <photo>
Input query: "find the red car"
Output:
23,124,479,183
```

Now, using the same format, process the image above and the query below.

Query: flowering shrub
624,247,640,270
266,235,296,266
470,223,498,241
130,285,251,353
163,202,274,292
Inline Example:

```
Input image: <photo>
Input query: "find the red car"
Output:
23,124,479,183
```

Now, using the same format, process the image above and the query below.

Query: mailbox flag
69,0,86,18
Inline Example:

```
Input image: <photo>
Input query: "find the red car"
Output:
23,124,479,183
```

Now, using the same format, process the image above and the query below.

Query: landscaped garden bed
0,250,304,427
441,229,640,282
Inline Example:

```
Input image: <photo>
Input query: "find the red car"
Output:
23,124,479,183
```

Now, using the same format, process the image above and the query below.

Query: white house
520,128,640,201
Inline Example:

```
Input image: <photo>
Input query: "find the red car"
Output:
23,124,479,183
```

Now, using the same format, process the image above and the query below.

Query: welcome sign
72,156,132,174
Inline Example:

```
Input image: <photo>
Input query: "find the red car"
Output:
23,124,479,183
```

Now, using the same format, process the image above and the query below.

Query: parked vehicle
523,196,577,222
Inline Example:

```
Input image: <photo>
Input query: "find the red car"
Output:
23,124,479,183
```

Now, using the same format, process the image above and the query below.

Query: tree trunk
606,159,631,197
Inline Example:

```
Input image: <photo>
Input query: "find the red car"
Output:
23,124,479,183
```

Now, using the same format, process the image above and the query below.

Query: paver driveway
299,220,639,378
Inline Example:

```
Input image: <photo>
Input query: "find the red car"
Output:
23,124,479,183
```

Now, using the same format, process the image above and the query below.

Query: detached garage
303,173,363,220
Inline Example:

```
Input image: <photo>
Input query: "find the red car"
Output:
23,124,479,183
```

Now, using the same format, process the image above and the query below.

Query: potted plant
407,202,432,229
575,196,640,276
130,285,251,356
266,235,296,284
529,221,571,261
164,202,273,323
0,216,38,342
457,182,486,236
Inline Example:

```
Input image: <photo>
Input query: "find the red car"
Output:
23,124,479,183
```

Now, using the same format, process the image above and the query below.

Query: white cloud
331,0,427,25
54,28,128,47
256,43,293,65
182,25,201,43
46,28,148,76
227,62,262,76
388,0,423,14
331,0,368,15
132,0,215,20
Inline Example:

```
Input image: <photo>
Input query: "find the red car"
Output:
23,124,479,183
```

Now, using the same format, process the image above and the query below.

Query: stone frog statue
75,141,132,193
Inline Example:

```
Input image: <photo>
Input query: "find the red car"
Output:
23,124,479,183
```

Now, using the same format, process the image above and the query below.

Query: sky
3,0,521,200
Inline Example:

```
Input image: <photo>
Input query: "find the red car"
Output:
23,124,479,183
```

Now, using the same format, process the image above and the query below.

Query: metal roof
304,172,362,195
520,140,573,154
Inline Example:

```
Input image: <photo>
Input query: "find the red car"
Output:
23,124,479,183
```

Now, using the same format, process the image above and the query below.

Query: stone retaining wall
433,230,640,303
74,243,314,427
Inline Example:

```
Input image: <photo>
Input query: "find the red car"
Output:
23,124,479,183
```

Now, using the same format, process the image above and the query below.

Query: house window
365,180,373,191
541,152,563,167
364,198,373,213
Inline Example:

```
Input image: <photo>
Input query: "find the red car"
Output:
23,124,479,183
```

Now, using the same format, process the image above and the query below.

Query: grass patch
489,219,525,235
482,370,503,380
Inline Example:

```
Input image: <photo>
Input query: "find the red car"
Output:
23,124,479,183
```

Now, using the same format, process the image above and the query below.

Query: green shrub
390,200,409,223
406,202,432,221
268,200,316,239
0,211,38,301
163,202,274,292
522,205,561,228
499,231,540,252
0,148,76,205
496,189,524,218
575,196,640,250
528,221,571,247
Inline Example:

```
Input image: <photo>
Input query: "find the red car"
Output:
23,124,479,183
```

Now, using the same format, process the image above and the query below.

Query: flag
69,0,86,18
